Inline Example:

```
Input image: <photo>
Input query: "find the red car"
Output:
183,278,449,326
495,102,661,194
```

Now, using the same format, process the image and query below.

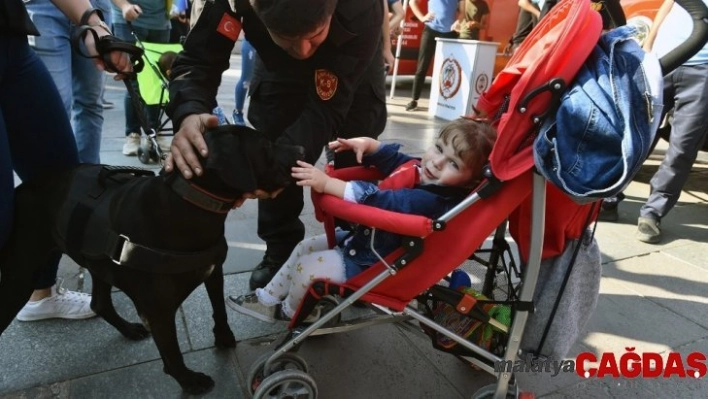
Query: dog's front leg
91,277,149,340
145,310,215,394
203,263,236,348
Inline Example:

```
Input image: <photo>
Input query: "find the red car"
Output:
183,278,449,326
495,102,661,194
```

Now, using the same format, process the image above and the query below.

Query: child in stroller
227,118,496,323
157,50,178,79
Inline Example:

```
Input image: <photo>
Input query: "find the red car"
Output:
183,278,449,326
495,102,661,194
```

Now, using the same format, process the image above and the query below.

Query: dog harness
56,165,227,273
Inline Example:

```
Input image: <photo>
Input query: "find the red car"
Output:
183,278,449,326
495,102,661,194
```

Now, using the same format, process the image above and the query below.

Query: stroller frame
245,0,708,397
125,23,181,164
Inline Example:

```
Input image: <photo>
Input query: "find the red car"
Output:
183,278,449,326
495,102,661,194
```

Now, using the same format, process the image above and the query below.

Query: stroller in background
240,1,708,398
129,35,183,164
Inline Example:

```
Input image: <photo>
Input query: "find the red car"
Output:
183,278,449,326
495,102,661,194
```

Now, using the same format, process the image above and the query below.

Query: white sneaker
156,135,172,153
122,132,141,156
16,281,96,321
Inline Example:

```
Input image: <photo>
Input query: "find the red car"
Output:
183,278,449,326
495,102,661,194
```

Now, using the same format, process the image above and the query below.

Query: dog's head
201,125,305,194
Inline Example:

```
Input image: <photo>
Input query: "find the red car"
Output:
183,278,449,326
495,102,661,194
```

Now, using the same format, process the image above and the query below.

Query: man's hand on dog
165,114,283,207
166,113,217,179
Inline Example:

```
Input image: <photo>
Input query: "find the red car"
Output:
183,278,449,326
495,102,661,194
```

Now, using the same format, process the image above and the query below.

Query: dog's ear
203,126,259,193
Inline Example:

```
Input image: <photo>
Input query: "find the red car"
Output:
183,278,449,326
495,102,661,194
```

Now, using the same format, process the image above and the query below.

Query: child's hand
328,137,380,164
292,160,329,193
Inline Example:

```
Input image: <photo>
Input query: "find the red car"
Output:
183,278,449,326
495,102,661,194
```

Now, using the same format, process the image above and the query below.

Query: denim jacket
340,143,468,278
533,25,663,202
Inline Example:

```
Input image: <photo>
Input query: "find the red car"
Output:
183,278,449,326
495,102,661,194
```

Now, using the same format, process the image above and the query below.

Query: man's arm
164,0,237,177
409,0,431,23
643,0,674,52
167,0,235,129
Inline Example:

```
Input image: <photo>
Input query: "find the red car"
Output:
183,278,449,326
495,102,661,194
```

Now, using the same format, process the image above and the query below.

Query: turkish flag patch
216,13,241,42
315,69,338,101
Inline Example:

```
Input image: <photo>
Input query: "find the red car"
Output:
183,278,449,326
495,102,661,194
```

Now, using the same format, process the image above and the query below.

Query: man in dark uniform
165,0,387,290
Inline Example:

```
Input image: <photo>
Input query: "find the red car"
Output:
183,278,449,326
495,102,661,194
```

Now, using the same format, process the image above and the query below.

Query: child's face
420,138,474,187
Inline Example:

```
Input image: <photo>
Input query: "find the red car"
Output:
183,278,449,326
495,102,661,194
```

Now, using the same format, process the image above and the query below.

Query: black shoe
249,256,285,290
405,100,418,111
597,206,618,222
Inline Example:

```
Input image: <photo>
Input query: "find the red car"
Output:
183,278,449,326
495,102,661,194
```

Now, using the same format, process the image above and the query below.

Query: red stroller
244,0,708,398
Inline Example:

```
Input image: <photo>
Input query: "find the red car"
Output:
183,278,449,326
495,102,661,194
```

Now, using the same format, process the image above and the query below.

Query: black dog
0,125,303,394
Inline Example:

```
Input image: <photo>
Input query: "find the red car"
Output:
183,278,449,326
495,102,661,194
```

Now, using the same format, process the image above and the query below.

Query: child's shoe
16,281,95,321
227,293,276,323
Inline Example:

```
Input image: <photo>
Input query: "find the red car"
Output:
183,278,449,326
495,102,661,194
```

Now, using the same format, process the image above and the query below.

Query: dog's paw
121,323,150,340
177,371,215,395
214,326,236,348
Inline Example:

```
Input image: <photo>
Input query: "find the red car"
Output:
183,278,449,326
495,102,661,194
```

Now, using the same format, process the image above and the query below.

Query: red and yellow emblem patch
315,69,338,100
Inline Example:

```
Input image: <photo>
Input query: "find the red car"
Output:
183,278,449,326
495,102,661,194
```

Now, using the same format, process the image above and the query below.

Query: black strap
105,232,228,274
170,175,237,214
70,26,145,76
79,8,105,27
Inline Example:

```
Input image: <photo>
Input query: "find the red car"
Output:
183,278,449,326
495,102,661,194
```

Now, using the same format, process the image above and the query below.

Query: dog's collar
169,174,238,214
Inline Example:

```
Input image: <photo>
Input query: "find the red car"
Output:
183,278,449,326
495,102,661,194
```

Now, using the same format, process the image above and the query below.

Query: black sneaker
249,256,286,290
405,100,418,111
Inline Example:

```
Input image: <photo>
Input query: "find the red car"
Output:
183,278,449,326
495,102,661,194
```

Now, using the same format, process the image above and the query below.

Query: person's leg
280,248,347,319
638,64,708,242
94,0,113,109
234,39,255,125
71,27,105,164
409,26,437,109
144,28,172,134
248,57,310,289
25,0,73,120
1,37,93,319
113,23,144,154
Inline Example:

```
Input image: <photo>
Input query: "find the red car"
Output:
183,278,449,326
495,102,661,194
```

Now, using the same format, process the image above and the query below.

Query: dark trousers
0,37,79,289
640,63,708,220
510,9,537,47
411,26,457,101
248,52,387,260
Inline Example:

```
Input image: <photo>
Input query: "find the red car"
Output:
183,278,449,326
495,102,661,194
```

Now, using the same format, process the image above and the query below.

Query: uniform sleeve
274,0,384,161
166,0,237,128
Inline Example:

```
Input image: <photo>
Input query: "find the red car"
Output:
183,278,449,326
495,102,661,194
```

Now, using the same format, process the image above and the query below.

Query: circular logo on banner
475,73,490,95
439,57,462,100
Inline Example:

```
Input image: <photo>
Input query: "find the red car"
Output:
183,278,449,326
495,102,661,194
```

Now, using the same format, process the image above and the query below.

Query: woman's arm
518,0,541,19
643,0,674,52
389,0,405,34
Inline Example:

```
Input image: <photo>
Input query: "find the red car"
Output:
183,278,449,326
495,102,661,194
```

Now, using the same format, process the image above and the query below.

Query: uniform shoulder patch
315,69,338,101
216,13,241,41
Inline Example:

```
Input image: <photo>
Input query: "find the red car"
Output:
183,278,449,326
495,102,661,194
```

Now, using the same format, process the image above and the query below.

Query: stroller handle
659,0,708,74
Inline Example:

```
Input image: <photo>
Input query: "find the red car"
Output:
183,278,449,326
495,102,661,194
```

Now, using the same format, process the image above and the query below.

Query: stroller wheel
248,352,309,395
315,295,341,328
472,382,533,399
252,369,317,399
137,144,152,164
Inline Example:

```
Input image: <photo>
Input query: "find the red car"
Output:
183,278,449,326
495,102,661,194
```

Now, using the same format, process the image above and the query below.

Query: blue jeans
113,23,170,136
0,36,79,289
26,0,105,164
235,39,255,112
